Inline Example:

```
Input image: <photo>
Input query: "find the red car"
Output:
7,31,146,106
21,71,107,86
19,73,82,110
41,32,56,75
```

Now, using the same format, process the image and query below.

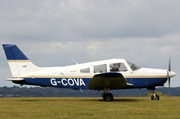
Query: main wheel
151,94,159,100
103,93,114,101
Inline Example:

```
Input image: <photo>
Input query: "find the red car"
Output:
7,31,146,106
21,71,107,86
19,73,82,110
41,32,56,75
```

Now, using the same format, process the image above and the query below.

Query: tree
147,91,167,97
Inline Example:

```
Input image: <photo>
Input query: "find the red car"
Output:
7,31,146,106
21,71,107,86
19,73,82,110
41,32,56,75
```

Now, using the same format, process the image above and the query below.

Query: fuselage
12,59,176,90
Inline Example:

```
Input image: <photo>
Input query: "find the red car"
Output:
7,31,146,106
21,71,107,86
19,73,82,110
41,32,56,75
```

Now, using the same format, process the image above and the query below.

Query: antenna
68,55,78,65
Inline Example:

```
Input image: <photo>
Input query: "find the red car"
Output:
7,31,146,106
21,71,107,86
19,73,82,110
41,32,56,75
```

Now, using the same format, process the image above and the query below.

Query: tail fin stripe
3,44,28,60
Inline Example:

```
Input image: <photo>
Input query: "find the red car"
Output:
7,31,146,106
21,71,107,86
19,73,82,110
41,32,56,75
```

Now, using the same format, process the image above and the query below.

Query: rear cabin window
80,67,90,73
94,64,107,73
110,63,127,72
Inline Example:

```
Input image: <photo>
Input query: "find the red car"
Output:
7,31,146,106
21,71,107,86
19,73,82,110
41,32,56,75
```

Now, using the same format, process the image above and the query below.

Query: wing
88,72,133,90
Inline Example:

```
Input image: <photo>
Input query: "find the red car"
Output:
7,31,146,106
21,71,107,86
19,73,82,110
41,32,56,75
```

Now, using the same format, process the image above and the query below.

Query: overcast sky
0,0,180,88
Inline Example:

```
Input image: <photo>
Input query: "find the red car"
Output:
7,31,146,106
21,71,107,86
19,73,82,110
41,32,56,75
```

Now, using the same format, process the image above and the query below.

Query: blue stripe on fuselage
21,77,167,89
126,78,167,88
23,78,91,89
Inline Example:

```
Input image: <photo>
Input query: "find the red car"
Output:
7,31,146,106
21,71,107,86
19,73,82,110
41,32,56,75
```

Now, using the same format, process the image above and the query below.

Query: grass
0,97,180,119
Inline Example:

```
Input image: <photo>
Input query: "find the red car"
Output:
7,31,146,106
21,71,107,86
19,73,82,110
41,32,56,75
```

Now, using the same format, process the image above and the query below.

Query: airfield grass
0,97,180,119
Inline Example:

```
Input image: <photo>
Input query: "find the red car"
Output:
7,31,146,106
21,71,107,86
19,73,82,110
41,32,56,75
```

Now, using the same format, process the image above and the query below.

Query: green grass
0,97,180,119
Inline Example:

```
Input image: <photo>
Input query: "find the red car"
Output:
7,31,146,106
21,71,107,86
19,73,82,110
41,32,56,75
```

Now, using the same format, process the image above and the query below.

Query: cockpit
80,59,141,74
126,60,141,71
110,63,127,72
109,60,141,72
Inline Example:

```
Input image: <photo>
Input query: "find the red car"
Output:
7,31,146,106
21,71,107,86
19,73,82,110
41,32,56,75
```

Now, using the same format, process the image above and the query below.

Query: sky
0,0,180,88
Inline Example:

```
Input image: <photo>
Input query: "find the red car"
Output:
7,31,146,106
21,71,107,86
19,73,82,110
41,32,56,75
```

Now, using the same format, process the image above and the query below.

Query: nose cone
169,71,176,77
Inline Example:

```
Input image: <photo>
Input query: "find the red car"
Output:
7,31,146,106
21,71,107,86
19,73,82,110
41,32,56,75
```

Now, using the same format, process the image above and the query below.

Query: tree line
0,86,180,98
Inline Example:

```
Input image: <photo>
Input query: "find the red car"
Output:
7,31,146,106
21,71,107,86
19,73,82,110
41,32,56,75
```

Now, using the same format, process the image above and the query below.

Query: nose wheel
151,91,159,100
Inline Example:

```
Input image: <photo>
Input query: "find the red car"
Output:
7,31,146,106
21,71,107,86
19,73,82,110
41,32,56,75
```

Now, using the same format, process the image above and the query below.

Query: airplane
2,44,176,101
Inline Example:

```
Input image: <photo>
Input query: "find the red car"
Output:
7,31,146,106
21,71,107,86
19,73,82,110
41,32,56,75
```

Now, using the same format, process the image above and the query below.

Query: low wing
88,72,133,90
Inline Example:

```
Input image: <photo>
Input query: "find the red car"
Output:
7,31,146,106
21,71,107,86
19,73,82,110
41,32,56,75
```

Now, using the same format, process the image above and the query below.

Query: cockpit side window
110,63,127,72
94,64,107,73
126,60,141,71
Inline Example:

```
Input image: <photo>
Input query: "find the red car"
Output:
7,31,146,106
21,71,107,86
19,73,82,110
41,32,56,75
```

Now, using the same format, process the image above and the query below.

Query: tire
151,94,160,100
103,93,114,101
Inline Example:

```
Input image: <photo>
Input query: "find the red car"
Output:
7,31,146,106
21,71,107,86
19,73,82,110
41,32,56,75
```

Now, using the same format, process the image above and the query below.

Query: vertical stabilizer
2,44,42,77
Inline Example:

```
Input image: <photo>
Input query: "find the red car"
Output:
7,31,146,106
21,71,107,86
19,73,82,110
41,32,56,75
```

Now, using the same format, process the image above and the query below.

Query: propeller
167,57,171,96
166,56,176,96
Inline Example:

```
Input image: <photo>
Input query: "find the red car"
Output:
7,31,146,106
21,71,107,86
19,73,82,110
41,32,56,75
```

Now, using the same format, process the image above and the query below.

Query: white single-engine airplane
2,44,176,101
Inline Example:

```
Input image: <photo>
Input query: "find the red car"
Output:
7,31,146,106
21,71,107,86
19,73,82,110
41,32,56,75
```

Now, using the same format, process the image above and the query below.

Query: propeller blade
168,56,171,96
169,57,171,72
167,71,171,96
167,71,170,88
168,77,170,96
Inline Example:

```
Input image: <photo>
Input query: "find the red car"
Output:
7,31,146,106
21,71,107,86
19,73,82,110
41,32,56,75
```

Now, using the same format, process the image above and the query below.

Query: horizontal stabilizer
5,78,24,81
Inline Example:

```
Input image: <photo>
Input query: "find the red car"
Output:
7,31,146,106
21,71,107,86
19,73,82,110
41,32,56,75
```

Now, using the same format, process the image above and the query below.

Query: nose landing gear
151,91,159,100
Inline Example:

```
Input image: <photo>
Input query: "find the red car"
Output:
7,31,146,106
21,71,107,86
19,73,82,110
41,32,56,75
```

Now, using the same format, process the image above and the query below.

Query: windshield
126,60,141,71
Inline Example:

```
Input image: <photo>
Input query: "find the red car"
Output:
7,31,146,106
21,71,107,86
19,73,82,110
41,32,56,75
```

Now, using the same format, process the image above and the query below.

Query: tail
2,44,42,77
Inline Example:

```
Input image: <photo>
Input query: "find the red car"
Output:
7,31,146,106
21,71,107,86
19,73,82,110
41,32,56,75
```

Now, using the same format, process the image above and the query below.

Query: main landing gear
150,90,159,100
102,88,114,101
